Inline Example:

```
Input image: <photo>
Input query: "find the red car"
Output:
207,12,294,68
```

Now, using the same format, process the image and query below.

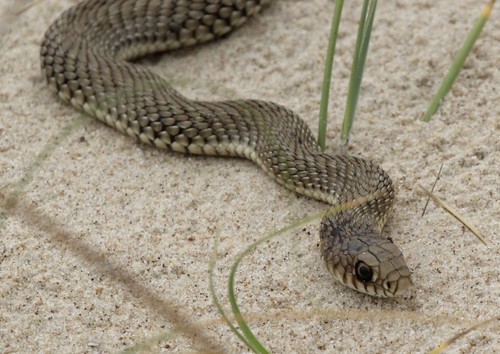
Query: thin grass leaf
208,232,253,349
430,316,499,354
418,184,488,245
341,0,377,144
227,211,331,353
423,0,495,122
226,193,385,352
341,1,368,144
421,163,443,217
358,0,377,79
318,0,344,151
0,116,88,230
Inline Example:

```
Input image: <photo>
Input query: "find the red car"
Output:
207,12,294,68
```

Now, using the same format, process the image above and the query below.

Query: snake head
321,222,413,298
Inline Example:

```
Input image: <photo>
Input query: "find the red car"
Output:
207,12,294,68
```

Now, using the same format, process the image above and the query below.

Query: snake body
41,0,412,297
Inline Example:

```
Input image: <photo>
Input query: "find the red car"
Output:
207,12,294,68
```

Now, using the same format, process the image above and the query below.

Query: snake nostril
355,262,373,282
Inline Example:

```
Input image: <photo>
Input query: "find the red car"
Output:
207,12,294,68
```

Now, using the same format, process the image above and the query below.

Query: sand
0,0,498,352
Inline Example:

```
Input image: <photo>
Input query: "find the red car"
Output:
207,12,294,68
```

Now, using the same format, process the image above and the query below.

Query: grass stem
341,0,377,144
318,0,344,150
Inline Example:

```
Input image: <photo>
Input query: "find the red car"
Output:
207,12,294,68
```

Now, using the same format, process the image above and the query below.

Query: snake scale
40,0,412,297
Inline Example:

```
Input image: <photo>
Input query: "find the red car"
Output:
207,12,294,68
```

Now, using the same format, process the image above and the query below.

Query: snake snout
360,238,413,297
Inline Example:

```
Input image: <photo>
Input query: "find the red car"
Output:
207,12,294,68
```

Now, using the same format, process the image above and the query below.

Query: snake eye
355,262,373,282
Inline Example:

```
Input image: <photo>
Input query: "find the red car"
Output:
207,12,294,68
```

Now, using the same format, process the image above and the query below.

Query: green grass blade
228,242,275,353
208,232,253,350
341,0,368,144
359,0,378,78
318,0,344,151
341,0,377,144
225,192,385,353
226,212,327,353
423,0,495,122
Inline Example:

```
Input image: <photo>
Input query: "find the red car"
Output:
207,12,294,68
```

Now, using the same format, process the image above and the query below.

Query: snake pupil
355,262,373,282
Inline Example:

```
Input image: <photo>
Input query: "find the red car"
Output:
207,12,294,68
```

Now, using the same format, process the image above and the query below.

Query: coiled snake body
41,0,412,297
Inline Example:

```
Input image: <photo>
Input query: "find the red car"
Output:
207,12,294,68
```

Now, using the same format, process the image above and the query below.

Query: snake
40,0,412,297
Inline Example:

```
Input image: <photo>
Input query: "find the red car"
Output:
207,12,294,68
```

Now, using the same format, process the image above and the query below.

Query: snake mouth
348,275,413,298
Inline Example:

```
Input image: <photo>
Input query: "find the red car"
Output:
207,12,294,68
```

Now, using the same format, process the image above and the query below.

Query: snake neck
256,145,395,232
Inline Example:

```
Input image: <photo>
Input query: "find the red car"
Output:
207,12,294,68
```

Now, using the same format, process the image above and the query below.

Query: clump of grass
317,0,378,148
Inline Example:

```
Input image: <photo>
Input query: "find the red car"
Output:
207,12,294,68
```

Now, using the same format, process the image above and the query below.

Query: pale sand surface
1,0,498,352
